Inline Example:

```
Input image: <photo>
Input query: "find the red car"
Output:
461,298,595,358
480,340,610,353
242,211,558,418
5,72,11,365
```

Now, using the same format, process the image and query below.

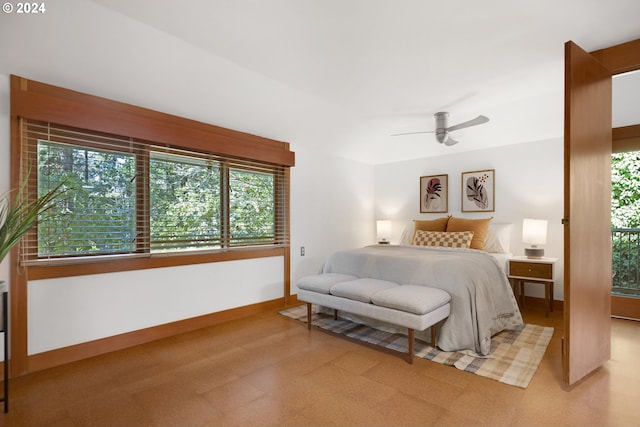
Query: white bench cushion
330,278,398,303
371,285,451,315
298,289,450,331
297,273,358,294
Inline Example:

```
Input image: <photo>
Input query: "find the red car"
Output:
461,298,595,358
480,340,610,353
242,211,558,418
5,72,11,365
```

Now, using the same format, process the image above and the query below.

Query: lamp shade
376,220,391,244
522,219,548,245
522,218,547,258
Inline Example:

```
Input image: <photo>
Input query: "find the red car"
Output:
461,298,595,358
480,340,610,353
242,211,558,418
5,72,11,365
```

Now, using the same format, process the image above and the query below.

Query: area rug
280,305,553,388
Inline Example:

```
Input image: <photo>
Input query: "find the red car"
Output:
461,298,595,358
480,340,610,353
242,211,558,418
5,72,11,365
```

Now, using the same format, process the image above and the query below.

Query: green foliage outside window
611,151,640,295
230,169,275,244
38,141,137,257
612,152,640,228
150,153,221,252
35,139,280,260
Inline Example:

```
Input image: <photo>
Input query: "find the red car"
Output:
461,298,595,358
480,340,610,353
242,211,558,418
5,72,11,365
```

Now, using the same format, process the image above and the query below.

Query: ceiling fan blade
446,115,489,132
390,130,435,137
444,136,459,146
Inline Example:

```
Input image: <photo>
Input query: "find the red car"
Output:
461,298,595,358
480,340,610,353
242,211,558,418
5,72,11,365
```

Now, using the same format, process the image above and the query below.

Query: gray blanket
319,245,523,355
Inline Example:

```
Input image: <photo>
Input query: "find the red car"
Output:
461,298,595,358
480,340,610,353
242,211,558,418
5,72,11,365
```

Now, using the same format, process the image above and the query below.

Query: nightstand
508,256,557,317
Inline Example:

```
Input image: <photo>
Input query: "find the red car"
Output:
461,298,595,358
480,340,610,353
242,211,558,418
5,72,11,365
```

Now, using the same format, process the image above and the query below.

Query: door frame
612,123,640,319
590,39,640,75
595,40,640,321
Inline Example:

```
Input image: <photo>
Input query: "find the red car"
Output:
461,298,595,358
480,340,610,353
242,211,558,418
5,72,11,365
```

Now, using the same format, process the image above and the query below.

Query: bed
316,221,523,356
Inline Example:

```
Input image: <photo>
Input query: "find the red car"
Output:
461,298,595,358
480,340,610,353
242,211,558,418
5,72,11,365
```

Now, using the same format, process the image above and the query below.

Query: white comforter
319,245,523,355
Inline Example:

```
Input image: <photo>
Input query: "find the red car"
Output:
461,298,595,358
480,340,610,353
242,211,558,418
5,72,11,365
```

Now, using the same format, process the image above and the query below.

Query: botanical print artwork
467,174,489,209
420,174,448,213
462,169,495,212
426,178,442,208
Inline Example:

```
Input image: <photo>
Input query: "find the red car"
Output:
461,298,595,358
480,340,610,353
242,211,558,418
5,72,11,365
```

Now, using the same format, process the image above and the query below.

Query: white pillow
484,223,513,253
399,222,414,246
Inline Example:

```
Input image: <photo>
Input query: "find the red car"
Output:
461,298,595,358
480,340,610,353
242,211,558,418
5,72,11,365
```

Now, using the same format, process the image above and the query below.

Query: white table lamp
377,220,391,244
522,218,547,258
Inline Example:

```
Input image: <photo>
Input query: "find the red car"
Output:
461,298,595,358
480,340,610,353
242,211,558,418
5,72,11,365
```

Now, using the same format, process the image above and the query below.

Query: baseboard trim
285,294,300,307
26,297,285,375
612,295,640,320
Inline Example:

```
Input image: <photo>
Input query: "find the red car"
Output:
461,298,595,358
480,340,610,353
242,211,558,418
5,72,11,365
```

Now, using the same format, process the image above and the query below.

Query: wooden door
563,41,612,386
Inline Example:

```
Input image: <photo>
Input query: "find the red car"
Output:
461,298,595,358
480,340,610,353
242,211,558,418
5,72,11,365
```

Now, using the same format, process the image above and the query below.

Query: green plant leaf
0,179,67,265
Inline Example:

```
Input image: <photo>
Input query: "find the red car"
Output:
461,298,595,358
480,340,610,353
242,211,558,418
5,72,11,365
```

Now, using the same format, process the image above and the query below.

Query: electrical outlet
300,246,305,256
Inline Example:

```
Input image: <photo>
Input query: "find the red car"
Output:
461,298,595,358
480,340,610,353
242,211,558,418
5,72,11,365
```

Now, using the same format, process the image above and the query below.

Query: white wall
0,75,9,362
374,138,565,300
0,75,9,284
28,257,284,354
290,147,375,287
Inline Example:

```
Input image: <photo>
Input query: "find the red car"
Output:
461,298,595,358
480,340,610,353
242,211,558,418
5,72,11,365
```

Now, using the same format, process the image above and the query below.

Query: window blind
20,119,289,265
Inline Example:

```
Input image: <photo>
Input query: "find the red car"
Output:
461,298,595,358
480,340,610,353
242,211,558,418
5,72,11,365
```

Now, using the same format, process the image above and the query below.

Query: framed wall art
420,174,448,213
462,169,495,212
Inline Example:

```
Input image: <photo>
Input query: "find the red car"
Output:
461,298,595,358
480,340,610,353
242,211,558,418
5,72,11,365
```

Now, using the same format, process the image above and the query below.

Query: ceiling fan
392,112,489,146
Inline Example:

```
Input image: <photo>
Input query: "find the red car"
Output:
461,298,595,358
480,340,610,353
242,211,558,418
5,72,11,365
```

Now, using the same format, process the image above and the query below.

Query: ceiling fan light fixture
434,111,449,125
391,111,488,145
444,136,459,146
435,112,448,143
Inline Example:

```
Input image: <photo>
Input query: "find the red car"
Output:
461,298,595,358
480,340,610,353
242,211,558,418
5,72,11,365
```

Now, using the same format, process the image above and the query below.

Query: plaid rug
280,305,553,388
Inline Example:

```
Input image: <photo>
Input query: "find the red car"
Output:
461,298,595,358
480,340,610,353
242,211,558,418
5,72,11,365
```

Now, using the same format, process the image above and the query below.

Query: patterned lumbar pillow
412,230,475,248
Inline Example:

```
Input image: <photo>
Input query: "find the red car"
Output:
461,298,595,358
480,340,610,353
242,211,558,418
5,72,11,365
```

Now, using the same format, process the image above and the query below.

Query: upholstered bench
297,274,451,363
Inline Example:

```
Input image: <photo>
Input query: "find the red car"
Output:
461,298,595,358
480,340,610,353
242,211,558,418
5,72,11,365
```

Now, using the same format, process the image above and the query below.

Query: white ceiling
91,0,640,164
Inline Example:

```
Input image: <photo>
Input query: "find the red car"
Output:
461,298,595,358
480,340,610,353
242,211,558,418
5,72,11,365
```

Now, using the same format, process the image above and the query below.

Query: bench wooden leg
306,303,312,330
431,322,438,349
408,328,414,364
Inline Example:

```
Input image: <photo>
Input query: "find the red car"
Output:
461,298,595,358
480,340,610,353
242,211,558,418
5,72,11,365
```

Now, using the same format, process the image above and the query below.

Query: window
150,151,221,252
23,120,288,264
37,139,138,257
229,168,276,245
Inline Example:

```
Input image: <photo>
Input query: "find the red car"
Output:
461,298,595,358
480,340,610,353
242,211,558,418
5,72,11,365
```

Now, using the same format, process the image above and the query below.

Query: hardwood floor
2,302,639,426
